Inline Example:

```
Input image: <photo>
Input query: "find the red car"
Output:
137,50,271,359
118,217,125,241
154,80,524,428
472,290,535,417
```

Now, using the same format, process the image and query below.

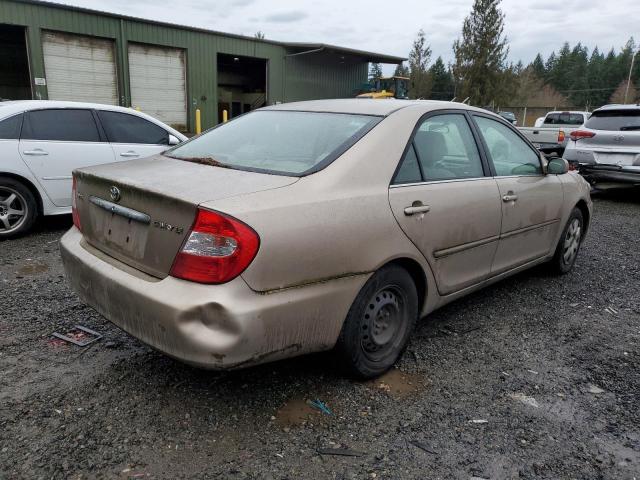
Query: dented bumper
60,227,368,369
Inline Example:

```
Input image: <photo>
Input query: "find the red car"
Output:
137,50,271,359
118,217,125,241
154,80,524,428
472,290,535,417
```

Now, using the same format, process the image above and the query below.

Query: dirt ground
1,191,639,479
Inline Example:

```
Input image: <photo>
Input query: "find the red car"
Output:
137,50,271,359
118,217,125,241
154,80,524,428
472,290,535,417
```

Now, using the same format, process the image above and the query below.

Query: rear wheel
336,265,418,379
549,207,583,274
0,178,38,239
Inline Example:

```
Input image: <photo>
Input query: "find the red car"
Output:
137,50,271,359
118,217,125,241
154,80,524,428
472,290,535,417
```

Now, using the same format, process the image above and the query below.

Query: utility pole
623,48,638,104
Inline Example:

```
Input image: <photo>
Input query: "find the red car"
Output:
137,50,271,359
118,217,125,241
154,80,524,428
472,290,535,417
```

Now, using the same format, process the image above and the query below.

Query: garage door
128,43,187,130
42,31,118,105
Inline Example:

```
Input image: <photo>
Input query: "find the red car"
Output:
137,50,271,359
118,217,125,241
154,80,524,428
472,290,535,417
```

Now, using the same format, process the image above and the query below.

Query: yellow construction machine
357,76,409,99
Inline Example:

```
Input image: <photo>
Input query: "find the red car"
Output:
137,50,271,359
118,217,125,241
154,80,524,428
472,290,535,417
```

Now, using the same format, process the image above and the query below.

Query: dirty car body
61,99,592,376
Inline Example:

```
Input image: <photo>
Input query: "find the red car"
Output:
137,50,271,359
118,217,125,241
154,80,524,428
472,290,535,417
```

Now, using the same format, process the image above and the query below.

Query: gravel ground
1,191,639,480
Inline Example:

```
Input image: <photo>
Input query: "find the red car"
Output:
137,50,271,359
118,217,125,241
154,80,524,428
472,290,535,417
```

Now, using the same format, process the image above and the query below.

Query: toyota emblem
109,186,121,202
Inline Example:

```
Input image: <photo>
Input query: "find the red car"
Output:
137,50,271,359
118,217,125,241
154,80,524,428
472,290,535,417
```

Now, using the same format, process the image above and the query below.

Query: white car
0,101,187,238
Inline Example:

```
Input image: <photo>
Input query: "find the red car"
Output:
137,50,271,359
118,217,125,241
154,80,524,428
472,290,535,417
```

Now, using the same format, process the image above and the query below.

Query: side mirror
547,157,569,175
168,134,181,146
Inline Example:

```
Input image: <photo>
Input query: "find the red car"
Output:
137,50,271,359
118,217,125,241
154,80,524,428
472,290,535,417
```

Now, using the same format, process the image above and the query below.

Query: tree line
369,0,639,108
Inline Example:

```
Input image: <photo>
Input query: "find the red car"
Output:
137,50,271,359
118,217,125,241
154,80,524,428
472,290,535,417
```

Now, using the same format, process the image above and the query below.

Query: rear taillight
569,130,595,141
557,130,565,143
71,176,81,231
170,208,260,284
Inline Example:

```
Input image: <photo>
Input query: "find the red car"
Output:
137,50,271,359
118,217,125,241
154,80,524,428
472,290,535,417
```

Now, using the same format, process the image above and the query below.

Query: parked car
519,111,591,155
563,104,640,188
0,101,187,238
61,99,592,378
498,111,517,126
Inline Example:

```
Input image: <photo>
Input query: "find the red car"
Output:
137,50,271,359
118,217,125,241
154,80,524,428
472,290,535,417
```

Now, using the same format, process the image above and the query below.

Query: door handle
404,204,431,215
23,149,49,156
502,192,518,202
120,151,140,158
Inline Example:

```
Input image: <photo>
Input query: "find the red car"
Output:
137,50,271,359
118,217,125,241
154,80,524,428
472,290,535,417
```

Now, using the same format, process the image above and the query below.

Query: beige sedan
61,99,592,378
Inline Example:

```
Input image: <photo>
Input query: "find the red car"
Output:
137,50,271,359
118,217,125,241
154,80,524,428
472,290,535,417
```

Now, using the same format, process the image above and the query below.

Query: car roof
593,104,640,112
262,99,483,116
0,100,186,138
545,110,590,115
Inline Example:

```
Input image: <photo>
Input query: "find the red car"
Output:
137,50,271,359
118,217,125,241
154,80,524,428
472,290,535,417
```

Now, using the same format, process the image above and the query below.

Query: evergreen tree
452,0,509,106
429,57,454,100
369,63,383,82
568,43,589,107
408,29,432,98
587,47,607,106
531,53,546,79
393,62,410,77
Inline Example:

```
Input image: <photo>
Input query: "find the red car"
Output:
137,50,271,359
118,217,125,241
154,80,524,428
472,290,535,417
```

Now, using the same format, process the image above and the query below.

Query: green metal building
0,0,403,132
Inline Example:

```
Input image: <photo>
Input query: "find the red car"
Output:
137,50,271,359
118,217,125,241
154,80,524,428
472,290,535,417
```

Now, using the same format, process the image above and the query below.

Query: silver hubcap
562,218,581,265
0,187,28,234
362,288,403,357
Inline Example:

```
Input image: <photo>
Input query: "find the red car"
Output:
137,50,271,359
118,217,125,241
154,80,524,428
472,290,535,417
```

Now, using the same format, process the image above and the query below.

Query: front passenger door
97,110,173,160
388,112,502,295
472,114,564,274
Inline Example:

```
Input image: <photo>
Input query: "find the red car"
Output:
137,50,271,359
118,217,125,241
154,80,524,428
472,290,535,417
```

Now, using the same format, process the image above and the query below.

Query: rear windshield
543,113,585,125
166,110,381,175
585,110,640,131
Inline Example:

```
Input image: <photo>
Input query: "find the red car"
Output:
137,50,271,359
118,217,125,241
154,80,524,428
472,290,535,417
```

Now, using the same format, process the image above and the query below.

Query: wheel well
575,200,590,234
0,173,43,215
388,257,427,311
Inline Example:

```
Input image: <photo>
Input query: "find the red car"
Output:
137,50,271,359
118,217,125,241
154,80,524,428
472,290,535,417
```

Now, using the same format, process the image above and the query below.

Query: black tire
0,177,38,239
336,264,419,379
549,207,584,274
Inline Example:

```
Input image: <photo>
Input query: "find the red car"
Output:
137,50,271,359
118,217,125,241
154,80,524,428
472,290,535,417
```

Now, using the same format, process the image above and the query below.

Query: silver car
563,104,640,188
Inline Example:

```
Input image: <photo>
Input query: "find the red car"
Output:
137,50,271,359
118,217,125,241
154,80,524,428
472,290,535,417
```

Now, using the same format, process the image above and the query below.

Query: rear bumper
60,227,368,369
578,164,640,185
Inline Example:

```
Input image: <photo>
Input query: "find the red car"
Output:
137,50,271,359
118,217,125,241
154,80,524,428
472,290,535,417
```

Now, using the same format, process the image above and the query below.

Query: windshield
167,110,381,175
585,110,640,131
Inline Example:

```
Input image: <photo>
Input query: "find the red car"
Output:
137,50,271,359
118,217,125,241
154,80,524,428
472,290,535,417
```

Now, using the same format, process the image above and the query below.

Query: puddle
367,368,426,398
16,263,49,275
275,397,326,427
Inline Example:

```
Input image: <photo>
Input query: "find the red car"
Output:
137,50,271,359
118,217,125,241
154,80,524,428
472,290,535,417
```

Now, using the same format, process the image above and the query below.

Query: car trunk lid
74,155,297,278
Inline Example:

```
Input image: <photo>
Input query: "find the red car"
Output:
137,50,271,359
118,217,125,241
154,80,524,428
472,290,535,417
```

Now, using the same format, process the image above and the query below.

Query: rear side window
22,109,100,142
394,145,422,184
167,110,381,176
543,113,585,125
393,113,484,184
585,110,640,131
413,114,484,181
98,111,169,145
0,114,23,140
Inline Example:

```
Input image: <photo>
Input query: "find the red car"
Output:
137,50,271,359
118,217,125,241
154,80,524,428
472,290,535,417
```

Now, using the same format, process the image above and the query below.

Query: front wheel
0,178,38,239
549,207,584,274
335,265,418,379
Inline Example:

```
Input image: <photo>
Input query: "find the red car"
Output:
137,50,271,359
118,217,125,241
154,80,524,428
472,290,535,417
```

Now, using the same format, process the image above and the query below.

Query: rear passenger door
388,111,502,295
471,114,564,274
19,109,115,207
97,110,172,160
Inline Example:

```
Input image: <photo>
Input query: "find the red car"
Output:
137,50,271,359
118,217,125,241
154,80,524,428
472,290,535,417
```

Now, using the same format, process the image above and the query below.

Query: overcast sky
57,0,638,73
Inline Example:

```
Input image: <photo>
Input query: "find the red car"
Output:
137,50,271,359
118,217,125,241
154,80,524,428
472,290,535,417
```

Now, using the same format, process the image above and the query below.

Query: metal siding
284,53,368,102
0,0,371,129
42,30,118,104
